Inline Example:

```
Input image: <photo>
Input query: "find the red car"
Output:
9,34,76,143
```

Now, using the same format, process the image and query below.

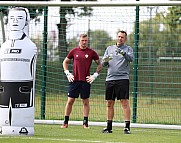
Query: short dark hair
117,30,127,37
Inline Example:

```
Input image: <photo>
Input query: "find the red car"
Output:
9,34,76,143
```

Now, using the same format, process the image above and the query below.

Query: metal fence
0,1,181,126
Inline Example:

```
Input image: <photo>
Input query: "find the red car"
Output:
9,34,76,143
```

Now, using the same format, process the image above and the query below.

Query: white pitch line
0,136,127,143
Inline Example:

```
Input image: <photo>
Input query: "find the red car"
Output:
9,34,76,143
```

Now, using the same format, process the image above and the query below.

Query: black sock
64,116,69,124
125,121,130,130
83,117,88,125
107,120,112,130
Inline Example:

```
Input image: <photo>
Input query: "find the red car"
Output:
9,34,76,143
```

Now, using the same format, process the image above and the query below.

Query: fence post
132,0,139,123
41,5,48,119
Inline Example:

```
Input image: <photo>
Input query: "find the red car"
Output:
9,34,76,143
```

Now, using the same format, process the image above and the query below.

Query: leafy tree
129,12,161,60
0,0,47,43
89,30,112,55
129,5,181,61
56,0,97,62
166,6,181,56
0,0,45,21
67,29,112,56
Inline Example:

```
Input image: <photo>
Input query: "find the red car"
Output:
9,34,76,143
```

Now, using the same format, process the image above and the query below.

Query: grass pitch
0,124,180,143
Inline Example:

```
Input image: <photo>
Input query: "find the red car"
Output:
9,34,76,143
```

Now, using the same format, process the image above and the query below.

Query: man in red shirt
61,34,102,129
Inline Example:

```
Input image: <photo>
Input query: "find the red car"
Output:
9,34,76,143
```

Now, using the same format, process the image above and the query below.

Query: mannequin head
8,7,30,33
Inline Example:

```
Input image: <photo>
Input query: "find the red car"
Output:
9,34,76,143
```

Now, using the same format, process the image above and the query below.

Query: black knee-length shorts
105,79,129,100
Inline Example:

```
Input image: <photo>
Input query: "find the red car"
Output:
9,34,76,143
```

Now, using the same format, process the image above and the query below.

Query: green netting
0,5,180,125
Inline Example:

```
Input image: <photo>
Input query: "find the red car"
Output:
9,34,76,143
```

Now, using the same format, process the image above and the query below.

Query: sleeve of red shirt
67,48,75,59
93,49,99,61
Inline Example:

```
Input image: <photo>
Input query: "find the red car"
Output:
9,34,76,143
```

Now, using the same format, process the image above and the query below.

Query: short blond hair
79,34,88,38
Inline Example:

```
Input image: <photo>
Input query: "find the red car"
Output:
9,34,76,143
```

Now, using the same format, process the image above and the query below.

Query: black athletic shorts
105,79,129,100
68,81,90,99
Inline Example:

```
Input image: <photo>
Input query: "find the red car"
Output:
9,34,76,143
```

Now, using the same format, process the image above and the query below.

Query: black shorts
105,79,129,100
68,81,91,99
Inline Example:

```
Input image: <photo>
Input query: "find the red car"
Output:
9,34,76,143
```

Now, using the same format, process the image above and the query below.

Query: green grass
35,94,181,125
0,124,180,143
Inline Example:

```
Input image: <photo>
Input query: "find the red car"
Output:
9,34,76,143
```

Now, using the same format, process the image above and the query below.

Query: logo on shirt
4,49,22,54
85,54,88,58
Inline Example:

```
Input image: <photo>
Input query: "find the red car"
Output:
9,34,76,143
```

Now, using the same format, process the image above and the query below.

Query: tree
67,29,112,56
129,5,181,61
0,0,48,43
166,6,181,56
56,0,97,62
0,0,45,21
89,30,112,55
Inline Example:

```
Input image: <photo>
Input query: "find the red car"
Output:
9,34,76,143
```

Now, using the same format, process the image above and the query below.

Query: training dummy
0,7,37,135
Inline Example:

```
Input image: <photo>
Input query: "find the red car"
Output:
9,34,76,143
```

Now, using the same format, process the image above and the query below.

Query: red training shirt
67,46,99,82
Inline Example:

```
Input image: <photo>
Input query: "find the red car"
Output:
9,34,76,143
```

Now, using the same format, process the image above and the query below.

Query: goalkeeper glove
64,70,74,82
102,54,113,62
86,72,99,84
120,50,126,56
116,48,126,56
